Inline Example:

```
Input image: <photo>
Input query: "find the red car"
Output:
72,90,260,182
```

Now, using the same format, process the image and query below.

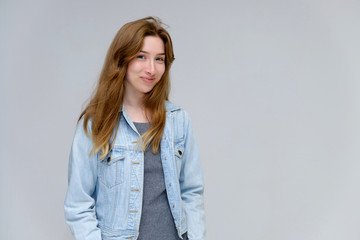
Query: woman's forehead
140,36,165,54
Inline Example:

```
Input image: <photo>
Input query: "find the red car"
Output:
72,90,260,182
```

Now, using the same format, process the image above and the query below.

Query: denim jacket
64,101,206,240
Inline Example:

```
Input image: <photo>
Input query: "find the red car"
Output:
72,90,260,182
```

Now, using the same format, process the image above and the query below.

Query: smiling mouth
141,77,155,82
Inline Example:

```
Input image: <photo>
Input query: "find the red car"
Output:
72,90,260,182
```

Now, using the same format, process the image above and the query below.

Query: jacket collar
119,101,181,136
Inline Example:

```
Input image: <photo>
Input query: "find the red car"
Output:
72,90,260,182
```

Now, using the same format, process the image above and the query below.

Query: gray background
1,0,360,239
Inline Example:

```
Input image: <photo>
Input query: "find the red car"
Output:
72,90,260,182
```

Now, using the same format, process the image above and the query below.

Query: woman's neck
123,93,150,123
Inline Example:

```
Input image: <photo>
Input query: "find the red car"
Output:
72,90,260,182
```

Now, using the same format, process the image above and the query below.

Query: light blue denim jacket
64,101,206,240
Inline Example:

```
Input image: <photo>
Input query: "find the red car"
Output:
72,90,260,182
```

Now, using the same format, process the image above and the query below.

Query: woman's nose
145,59,156,75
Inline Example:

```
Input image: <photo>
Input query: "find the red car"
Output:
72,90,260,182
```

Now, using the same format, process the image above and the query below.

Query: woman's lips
140,77,155,82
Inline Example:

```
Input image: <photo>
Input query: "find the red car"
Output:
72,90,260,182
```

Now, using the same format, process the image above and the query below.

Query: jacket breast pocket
99,148,125,188
174,140,184,177
174,139,184,159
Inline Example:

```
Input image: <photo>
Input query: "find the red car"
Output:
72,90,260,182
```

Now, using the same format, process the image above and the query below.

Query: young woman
64,17,206,240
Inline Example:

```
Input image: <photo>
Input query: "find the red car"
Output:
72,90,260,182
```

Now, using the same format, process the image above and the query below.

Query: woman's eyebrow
140,50,165,55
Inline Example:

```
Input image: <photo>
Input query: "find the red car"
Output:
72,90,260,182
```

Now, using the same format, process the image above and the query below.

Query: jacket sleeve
64,119,102,240
179,111,206,240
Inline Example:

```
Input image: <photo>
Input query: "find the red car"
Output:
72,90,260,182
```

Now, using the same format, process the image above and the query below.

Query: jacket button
165,157,167,160
169,183,172,187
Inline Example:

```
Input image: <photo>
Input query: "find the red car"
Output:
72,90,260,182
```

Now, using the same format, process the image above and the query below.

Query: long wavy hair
79,17,175,159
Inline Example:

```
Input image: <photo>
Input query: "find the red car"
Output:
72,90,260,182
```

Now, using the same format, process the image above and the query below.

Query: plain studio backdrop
1,0,360,239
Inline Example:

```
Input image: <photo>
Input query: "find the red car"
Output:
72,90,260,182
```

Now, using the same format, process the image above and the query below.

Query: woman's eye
156,57,164,62
137,55,145,59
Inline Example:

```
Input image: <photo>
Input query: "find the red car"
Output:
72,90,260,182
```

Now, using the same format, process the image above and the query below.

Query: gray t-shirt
134,122,187,240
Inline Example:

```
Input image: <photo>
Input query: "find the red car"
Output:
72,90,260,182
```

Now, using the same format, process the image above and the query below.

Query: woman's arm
64,119,102,240
179,111,206,240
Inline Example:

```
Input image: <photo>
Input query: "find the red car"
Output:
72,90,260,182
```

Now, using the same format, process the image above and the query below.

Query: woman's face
124,35,166,97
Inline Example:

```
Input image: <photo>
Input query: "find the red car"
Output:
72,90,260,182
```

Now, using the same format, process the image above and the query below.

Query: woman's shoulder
165,101,187,116
165,101,181,112
165,101,192,123
72,115,94,141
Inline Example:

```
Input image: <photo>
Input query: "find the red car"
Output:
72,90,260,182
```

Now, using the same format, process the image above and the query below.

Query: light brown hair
79,16,175,159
